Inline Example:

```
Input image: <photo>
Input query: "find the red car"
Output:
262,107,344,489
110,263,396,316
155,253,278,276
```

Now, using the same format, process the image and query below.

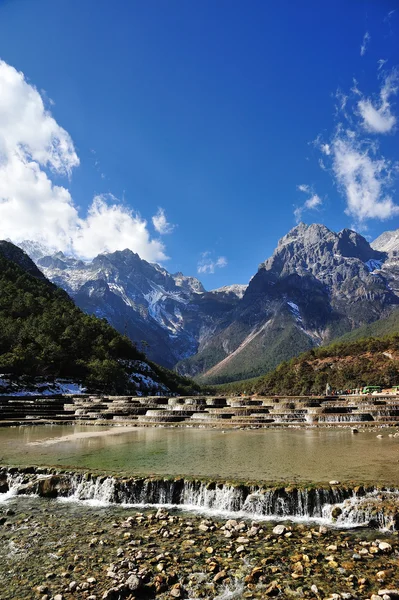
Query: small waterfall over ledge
1,467,398,530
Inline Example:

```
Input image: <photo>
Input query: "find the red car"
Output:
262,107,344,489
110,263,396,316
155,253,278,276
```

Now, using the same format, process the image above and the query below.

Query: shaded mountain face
0,241,200,396
177,223,398,383
18,222,399,383
17,244,240,369
0,241,46,280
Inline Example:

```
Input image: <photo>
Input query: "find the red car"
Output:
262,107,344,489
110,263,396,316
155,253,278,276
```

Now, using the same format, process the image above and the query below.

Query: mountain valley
17,222,399,384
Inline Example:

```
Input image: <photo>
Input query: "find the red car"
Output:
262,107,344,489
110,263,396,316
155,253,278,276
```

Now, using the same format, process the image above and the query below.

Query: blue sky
0,0,398,289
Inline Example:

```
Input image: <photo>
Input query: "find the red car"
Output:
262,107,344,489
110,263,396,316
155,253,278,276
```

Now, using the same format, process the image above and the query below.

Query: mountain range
16,222,399,384
0,240,199,396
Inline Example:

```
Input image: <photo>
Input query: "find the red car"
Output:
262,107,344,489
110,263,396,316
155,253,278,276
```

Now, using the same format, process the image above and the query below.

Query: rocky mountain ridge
17,222,399,383
18,241,242,368
178,223,399,383
372,229,399,254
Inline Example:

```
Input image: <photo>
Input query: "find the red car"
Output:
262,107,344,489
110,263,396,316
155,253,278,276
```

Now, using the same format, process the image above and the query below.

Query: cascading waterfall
1,467,398,530
60,474,116,505
0,473,25,503
322,490,399,530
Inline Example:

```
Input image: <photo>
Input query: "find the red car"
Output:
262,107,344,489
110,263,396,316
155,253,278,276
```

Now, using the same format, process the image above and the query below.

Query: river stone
125,574,140,591
378,591,399,598
272,524,286,535
224,519,238,530
331,506,342,519
36,586,48,594
319,525,328,534
264,581,279,596
170,584,183,598
329,480,340,485
378,542,392,552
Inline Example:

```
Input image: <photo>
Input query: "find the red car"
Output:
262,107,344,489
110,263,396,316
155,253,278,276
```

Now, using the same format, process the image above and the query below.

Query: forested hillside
216,335,399,396
0,242,199,395
334,308,399,344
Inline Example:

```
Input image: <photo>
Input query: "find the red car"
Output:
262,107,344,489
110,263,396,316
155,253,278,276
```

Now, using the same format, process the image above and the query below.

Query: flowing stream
1,425,399,530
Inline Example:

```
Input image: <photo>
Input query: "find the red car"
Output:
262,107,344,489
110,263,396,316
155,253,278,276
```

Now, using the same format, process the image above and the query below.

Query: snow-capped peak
211,284,248,299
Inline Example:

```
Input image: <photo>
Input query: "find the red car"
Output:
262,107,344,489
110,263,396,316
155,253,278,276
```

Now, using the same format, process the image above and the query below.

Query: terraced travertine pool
1,424,399,484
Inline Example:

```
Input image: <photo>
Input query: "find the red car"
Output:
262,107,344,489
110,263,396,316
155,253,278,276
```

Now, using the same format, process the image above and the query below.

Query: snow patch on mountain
108,282,137,307
0,377,86,396
173,272,205,294
287,301,303,323
211,284,248,298
130,372,169,393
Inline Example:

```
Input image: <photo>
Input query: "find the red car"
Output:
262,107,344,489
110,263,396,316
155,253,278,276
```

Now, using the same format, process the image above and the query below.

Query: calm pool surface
1,424,399,484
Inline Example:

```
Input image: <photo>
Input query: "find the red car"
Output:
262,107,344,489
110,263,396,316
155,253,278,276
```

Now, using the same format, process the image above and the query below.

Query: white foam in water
322,489,399,531
0,489,18,503
58,475,116,507
0,474,26,504
53,477,399,529
213,580,245,600
3,472,398,530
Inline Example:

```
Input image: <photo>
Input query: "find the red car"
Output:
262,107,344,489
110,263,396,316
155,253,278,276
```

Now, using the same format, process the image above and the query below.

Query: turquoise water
1,424,399,484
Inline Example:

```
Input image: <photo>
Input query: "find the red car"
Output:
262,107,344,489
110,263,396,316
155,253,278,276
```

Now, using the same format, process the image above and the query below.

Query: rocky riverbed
1,496,399,600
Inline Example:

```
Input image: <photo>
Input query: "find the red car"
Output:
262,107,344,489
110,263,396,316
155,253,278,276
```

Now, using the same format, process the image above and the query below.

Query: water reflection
0,425,398,484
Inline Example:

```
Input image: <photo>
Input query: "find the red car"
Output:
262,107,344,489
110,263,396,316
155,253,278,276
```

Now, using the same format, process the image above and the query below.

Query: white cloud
315,65,399,226
294,185,323,223
305,194,322,209
360,32,371,57
358,71,398,134
0,60,167,262
331,135,398,222
73,195,167,260
0,60,79,175
197,252,228,274
216,256,228,268
297,184,310,193
152,207,175,235
378,59,388,71
320,143,331,155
